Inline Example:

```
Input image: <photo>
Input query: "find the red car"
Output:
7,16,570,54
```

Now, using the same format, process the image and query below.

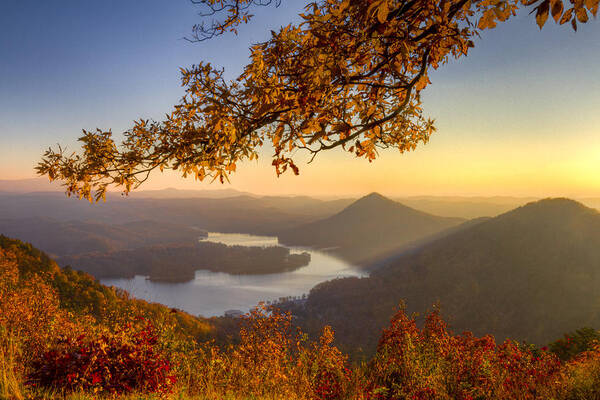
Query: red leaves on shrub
27,319,175,394
365,305,561,399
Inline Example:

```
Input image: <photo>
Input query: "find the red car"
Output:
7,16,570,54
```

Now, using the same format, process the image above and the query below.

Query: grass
0,330,24,400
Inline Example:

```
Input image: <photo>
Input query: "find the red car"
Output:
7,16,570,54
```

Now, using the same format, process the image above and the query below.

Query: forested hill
0,217,206,257
295,198,600,357
278,192,464,265
0,235,213,339
59,242,311,282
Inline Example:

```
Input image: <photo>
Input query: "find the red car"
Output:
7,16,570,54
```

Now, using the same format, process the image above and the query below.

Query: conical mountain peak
278,192,463,264
345,192,397,210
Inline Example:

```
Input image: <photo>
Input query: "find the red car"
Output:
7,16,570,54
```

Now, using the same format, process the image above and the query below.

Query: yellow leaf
415,74,430,91
377,1,389,23
559,7,573,24
551,0,564,22
536,0,550,28
576,6,589,22
586,0,599,16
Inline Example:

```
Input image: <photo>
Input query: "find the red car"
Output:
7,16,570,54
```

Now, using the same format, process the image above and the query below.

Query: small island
58,241,311,283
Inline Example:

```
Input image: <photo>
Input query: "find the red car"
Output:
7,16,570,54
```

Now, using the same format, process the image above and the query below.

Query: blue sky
1,1,599,197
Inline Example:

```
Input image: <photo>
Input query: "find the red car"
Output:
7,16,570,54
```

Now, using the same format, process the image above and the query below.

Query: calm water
101,233,366,317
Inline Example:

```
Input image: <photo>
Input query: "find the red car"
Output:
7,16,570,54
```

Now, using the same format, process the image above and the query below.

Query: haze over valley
2,179,600,342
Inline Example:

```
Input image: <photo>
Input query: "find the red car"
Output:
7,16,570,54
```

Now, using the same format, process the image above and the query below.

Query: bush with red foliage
307,326,351,400
27,318,175,394
364,305,562,400
312,367,351,400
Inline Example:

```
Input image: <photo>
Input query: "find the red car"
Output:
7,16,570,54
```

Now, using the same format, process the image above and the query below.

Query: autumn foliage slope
0,236,599,399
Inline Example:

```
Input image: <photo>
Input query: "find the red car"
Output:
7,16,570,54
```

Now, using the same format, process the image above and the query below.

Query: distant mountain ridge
0,177,62,193
0,217,204,257
131,187,253,199
0,192,353,237
295,198,600,357
395,195,538,218
278,192,465,265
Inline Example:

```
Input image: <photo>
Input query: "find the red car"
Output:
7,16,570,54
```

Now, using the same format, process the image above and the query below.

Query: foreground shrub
550,327,600,361
0,249,74,367
230,305,350,399
175,304,350,400
28,319,175,395
557,343,600,400
302,326,351,400
364,305,562,400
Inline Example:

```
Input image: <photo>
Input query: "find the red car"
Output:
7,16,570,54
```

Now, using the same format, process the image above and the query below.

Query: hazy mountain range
2,178,600,360
0,177,63,193
0,178,537,219
0,191,353,236
395,195,539,219
292,198,600,357
0,217,205,258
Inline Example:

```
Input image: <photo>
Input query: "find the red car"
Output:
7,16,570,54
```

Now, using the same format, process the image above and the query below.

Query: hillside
278,193,464,265
294,198,600,357
2,220,600,400
0,235,213,339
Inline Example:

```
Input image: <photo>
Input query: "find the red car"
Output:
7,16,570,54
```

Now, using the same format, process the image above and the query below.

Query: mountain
0,217,205,257
578,197,600,212
396,195,537,218
293,198,600,358
131,187,253,199
278,192,464,265
0,192,352,236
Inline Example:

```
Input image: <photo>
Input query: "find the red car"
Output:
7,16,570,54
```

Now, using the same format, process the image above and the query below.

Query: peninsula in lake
59,241,311,283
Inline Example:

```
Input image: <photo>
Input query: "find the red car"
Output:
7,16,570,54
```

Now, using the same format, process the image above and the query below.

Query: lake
101,232,366,317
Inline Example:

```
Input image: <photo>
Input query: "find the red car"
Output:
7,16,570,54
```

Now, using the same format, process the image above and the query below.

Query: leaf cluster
37,0,598,201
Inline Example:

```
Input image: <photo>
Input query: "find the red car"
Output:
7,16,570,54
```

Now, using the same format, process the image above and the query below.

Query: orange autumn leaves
478,0,599,30
530,0,598,30
0,249,77,366
208,305,350,399
37,0,599,201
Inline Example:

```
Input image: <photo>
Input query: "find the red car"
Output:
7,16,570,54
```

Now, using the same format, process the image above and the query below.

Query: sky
1,1,599,198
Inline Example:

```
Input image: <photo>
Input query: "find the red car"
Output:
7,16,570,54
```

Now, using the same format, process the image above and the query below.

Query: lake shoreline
101,232,367,317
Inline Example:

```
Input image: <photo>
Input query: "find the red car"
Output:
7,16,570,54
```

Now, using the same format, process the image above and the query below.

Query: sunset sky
1,1,599,198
